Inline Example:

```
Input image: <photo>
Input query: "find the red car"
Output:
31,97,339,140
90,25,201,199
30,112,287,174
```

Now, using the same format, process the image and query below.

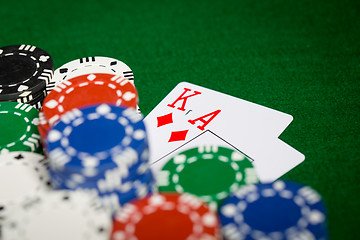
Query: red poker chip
111,193,221,240
38,73,138,138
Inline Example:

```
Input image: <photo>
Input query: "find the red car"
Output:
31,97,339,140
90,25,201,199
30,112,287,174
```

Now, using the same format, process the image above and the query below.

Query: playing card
236,133,304,182
144,82,293,165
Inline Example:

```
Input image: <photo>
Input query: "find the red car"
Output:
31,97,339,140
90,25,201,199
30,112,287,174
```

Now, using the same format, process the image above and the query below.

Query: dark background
1,0,359,238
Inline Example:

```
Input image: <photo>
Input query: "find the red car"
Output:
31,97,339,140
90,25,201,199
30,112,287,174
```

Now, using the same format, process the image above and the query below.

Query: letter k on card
144,82,304,182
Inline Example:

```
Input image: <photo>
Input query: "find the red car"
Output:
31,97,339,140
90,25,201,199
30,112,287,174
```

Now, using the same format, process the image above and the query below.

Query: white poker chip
52,56,134,91
0,151,51,205
2,190,112,240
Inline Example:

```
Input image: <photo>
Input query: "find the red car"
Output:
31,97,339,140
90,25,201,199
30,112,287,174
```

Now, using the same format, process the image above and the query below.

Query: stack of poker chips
0,48,329,239
45,104,154,211
0,54,143,239
0,45,54,110
35,55,150,211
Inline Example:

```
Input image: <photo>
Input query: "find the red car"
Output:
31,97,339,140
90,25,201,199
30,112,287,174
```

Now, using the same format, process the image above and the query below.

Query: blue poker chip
46,104,149,174
219,180,328,240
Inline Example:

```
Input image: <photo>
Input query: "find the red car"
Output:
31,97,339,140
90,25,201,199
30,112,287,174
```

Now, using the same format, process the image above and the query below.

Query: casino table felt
1,0,359,239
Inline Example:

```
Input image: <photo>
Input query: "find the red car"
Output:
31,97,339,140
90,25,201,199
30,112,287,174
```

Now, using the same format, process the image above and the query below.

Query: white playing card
144,82,293,165
231,132,304,182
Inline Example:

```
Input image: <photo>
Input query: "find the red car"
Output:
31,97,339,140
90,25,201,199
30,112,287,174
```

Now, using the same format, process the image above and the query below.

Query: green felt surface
1,0,359,238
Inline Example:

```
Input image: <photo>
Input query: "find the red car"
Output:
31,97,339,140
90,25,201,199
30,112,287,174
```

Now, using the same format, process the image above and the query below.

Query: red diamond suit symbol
157,113,173,127
168,130,189,142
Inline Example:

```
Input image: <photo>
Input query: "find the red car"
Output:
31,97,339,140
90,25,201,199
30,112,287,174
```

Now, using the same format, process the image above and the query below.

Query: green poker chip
157,145,259,208
0,102,41,153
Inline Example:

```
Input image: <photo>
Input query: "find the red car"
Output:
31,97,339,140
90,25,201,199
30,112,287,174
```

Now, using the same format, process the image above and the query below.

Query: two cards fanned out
143,82,304,183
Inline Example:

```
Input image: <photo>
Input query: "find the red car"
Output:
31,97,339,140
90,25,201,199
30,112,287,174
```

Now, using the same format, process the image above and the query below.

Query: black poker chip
0,44,54,101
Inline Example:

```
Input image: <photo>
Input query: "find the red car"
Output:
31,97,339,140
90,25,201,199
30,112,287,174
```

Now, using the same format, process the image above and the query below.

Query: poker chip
0,151,51,205
111,193,221,240
219,181,328,240
1,190,112,240
0,102,41,153
46,104,147,172
45,104,152,210
52,56,134,91
157,146,259,208
0,44,54,100
39,73,138,138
